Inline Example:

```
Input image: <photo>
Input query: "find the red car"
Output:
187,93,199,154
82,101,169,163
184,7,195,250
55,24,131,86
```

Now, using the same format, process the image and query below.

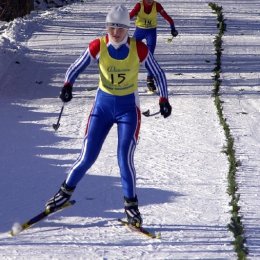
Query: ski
167,36,173,43
9,200,76,236
118,218,161,239
138,89,158,95
146,89,158,95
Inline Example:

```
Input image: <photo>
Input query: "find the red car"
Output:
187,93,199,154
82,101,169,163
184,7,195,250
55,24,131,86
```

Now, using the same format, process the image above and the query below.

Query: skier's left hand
159,98,172,118
171,28,178,37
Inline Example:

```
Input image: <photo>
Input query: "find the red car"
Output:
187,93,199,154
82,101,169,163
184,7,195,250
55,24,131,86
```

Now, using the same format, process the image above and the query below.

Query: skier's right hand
171,25,178,37
171,28,178,37
60,83,73,102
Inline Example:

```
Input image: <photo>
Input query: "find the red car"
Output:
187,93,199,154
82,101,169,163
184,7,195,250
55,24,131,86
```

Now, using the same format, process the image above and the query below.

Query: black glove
159,98,172,118
171,28,178,37
60,84,73,102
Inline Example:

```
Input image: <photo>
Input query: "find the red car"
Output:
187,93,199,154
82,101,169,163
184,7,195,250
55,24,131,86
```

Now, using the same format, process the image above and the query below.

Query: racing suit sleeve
64,38,100,85
136,40,168,99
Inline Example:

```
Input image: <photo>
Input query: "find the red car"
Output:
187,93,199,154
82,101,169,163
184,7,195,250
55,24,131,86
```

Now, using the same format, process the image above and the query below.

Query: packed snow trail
0,0,240,258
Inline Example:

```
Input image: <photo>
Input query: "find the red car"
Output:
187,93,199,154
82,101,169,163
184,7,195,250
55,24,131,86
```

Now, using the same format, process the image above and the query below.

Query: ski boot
147,76,156,93
45,181,75,211
124,196,143,227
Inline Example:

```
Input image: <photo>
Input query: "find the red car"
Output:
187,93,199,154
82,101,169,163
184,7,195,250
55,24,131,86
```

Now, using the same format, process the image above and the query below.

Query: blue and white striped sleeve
144,51,168,99
64,48,93,85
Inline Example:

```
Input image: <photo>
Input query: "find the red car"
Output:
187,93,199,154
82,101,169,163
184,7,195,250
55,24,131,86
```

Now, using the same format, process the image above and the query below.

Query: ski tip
167,37,173,43
156,232,162,239
146,90,158,95
10,222,23,236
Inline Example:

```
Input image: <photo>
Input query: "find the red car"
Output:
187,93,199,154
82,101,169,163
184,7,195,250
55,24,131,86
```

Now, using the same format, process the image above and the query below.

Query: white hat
106,4,130,28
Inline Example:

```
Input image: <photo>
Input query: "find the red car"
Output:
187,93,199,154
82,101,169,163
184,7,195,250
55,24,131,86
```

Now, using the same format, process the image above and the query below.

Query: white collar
108,34,128,49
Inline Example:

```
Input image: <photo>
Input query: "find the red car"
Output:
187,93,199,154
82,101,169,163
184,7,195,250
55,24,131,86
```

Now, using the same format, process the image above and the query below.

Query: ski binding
118,218,161,239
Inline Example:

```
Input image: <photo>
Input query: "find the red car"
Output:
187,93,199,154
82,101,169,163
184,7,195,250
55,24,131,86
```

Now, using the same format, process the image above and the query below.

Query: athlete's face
107,27,128,43
144,0,154,5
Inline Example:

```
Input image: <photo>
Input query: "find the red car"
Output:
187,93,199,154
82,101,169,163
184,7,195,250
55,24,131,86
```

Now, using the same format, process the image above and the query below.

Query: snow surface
0,0,259,259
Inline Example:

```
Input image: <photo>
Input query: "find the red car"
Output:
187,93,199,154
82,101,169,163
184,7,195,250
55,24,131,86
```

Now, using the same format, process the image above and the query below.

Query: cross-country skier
45,4,172,228
130,0,178,92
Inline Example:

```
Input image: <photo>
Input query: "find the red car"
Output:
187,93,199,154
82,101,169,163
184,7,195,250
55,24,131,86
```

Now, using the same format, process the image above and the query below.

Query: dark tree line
0,0,34,22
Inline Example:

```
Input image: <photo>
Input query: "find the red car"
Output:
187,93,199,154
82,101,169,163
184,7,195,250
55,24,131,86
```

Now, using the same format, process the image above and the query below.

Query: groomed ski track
0,0,259,259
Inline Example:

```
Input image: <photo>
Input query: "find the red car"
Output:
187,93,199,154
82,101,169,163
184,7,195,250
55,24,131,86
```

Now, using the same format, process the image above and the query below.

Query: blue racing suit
63,34,168,199
66,90,140,198
133,27,157,78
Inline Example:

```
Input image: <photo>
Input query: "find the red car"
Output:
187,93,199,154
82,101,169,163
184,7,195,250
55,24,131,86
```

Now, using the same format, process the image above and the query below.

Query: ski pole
53,103,65,131
142,109,160,117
